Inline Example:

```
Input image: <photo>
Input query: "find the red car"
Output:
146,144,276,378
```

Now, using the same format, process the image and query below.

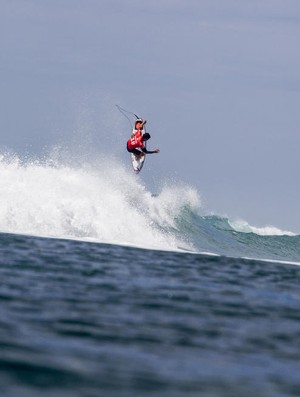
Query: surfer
127,119,160,157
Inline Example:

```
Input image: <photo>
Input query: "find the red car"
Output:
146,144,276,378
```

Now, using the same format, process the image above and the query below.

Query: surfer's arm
142,148,160,154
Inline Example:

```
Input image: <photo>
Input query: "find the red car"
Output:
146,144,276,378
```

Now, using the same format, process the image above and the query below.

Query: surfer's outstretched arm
142,148,160,154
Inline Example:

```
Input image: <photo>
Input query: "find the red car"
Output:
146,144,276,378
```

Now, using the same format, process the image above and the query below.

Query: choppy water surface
1,233,300,397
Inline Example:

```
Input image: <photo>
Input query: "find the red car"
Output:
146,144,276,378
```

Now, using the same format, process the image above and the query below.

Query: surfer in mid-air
116,105,159,173
126,119,160,157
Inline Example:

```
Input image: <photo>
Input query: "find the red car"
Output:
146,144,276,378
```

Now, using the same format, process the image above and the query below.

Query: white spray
0,154,200,251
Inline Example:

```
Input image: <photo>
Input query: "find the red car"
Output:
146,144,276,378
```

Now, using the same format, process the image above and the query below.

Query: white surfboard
130,129,146,174
131,151,146,174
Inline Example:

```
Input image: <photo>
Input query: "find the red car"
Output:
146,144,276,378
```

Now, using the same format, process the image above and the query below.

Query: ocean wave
0,153,195,251
0,152,299,263
229,219,296,237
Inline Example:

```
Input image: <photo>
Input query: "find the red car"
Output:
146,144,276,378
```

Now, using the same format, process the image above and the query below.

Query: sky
0,0,300,232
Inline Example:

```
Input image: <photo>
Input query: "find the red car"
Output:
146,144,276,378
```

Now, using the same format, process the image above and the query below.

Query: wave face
0,153,299,263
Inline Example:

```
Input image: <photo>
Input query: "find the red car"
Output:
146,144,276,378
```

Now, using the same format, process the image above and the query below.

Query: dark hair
143,133,151,141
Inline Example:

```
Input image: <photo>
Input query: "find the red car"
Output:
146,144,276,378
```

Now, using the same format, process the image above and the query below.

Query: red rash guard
127,130,144,151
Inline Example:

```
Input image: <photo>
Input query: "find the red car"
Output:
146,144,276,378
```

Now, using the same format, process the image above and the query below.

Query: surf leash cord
116,105,142,130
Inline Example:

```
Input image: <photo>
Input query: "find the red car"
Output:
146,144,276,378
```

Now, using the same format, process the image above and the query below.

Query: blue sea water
0,155,300,396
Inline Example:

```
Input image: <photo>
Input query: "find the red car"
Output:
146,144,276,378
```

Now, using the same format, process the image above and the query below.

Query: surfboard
130,130,146,174
131,151,146,174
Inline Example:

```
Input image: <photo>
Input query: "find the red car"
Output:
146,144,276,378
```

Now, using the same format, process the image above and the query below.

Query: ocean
0,154,300,397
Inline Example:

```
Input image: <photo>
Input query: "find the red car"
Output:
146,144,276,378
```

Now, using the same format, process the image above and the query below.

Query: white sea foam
0,154,198,251
229,219,296,237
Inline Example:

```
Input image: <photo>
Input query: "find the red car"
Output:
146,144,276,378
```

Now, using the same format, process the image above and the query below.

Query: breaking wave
0,153,299,263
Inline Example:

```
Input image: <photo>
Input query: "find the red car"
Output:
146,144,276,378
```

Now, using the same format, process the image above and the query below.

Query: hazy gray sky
1,0,300,232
